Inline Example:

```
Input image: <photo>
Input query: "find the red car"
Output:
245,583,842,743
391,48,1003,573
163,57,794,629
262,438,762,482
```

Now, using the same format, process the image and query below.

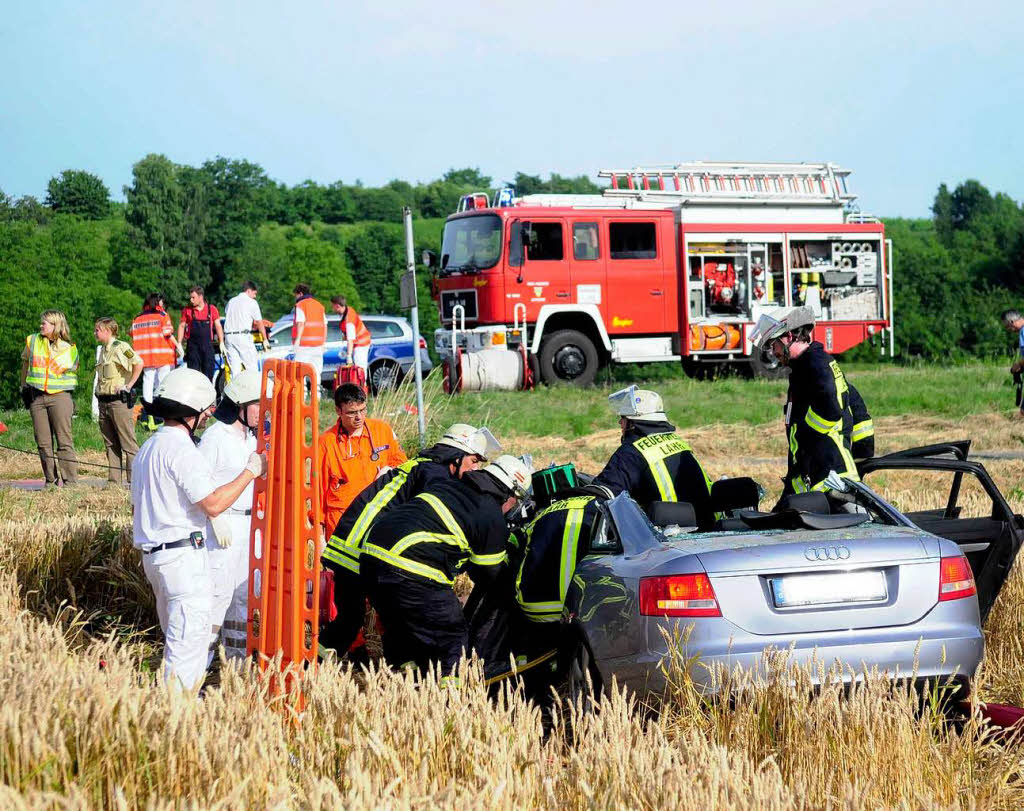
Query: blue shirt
1018,325,1024,357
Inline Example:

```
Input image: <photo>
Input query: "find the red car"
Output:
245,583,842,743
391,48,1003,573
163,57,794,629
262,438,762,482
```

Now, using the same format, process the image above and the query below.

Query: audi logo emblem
804,545,851,562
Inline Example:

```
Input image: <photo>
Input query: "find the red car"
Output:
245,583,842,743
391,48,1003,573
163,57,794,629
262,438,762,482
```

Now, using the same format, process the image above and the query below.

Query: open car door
859,441,1024,620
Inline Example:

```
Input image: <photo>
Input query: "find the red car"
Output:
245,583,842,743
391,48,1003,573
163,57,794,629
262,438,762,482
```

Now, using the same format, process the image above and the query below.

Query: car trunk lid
678,525,941,635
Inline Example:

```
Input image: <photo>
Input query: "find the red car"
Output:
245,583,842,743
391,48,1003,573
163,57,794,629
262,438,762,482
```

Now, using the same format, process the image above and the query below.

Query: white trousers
142,365,173,405
293,347,324,384
225,338,259,378
207,513,252,663
143,545,211,690
351,345,370,373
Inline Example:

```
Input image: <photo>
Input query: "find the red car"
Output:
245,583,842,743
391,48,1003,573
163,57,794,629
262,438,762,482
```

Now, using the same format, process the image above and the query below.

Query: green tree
0,216,139,408
118,154,207,304
8,195,51,225
353,187,404,222
932,183,953,245
45,170,111,219
344,223,405,312
442,167,491,187
195,157,273,298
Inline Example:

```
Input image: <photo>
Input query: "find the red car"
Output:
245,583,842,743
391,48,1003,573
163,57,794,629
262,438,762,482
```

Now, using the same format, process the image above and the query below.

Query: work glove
375,466,392,480
245,451,268,478
219,341,227,357
210,513,234,548
176,344,185,360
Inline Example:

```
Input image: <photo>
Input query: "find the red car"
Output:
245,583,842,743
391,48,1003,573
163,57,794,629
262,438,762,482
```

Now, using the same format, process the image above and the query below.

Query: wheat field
2,396,1024,807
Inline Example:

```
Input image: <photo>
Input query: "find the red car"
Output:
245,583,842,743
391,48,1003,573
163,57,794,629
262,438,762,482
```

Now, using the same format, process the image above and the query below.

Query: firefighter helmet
438,423,502,461
483,455,533,500
750,306,816,348
608,385,668,423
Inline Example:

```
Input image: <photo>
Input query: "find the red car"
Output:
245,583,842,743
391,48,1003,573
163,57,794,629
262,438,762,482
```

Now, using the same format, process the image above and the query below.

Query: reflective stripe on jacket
784,342,859,494
24,334,78,393
515,495,599,623
323,457,426,575
843,383,875,460
130,312,176,368
361,477,508,587
292,297,326,346
593,423,715,529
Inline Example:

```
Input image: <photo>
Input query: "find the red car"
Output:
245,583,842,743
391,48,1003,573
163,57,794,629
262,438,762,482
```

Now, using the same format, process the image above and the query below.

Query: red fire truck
430,162,892,388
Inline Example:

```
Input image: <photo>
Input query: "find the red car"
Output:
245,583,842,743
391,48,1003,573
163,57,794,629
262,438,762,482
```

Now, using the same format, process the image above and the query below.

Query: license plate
770,570,887,609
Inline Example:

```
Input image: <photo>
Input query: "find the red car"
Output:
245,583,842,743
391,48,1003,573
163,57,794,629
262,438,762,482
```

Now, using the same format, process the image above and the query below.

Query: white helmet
609,385,668,423
223,370,262,405
438,423,502,461
483,455,533,500
750,306,816,349
154,367,216,416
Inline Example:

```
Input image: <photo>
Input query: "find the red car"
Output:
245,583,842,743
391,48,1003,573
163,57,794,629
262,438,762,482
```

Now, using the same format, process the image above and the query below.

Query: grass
3,363,1024,805
411,361,1018,442
1,362,1018,480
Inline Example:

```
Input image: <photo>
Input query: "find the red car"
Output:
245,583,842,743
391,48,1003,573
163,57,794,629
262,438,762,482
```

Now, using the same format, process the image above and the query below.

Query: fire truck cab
431,162,892,386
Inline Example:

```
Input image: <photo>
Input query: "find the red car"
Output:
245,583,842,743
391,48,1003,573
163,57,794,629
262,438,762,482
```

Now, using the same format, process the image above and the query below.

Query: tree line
1,156,1023,410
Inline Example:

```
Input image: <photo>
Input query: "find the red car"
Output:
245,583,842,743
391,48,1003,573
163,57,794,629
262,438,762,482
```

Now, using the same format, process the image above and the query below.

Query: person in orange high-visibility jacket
319,383,406,537
331,295,372,374
131,292,184,430
292,283,327,385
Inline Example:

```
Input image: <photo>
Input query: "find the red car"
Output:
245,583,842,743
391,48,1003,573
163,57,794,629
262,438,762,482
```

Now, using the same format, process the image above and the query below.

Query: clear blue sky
2,0,1021,217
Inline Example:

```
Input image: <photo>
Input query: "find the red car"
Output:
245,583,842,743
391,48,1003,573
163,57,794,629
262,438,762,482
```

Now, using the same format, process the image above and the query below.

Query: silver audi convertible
563,442,1022,698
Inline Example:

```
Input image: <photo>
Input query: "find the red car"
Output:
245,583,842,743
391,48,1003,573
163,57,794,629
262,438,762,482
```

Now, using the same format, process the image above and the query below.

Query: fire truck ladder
598,162,856,206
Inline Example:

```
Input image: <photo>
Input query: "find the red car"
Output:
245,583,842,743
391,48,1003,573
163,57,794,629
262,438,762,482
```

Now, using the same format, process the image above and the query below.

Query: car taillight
639,574,721,617
418,337,427,350
938,555,976,601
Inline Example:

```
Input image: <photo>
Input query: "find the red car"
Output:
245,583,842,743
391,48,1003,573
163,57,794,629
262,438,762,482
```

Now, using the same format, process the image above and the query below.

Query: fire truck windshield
439,214,502,275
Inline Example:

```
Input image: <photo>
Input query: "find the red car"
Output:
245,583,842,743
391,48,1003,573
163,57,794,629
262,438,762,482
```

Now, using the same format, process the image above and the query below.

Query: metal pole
886,238,895,358
403,207,427,448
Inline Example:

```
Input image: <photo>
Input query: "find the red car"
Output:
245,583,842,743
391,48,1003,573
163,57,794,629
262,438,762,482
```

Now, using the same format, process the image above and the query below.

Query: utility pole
402,207,427,447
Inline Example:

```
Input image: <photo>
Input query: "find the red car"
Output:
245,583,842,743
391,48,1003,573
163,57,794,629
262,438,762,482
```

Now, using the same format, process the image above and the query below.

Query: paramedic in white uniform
131,367,266,690
199,370,261,662
222,280,267,378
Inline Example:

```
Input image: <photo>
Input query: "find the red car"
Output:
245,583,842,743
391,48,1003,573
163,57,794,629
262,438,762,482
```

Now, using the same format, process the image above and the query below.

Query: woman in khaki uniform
20,310,80,485
93,317,144,486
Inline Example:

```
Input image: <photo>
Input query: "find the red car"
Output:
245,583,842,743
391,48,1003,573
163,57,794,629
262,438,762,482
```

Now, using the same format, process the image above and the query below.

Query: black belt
227,508,252,515
143,533,205,555
97,393,125,402
224,330,254,335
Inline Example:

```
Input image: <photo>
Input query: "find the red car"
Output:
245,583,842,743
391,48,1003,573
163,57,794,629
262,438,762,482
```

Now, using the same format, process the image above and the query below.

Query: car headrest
647,501,697,529
779,492,831,514
711,477,761,513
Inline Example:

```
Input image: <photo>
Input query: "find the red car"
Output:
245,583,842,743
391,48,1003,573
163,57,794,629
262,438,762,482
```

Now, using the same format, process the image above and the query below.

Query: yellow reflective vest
24,334,78,393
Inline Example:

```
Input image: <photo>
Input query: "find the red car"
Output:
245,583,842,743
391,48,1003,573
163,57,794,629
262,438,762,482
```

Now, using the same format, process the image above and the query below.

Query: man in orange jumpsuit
319,382,407,535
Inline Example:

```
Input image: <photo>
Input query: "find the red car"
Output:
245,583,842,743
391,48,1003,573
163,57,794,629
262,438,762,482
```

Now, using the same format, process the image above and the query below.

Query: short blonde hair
41,310,71,343
94,317,119,337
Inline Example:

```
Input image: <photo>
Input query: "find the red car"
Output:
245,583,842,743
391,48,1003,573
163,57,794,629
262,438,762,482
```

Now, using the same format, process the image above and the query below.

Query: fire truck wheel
539,330,599,386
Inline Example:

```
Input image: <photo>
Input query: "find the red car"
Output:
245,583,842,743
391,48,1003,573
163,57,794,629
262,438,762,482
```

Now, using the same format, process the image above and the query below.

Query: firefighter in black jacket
318,424,501,658
845,383,875,460
360,455,532,680
593,386,715,529
752,306,859,497
507,483,612,693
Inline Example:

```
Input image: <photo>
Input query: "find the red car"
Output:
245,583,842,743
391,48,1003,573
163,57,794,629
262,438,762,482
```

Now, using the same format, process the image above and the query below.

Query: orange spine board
246,360,323,686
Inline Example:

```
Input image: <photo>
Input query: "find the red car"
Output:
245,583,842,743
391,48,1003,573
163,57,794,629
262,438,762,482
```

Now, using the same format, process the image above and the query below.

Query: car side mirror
422,250,436,268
